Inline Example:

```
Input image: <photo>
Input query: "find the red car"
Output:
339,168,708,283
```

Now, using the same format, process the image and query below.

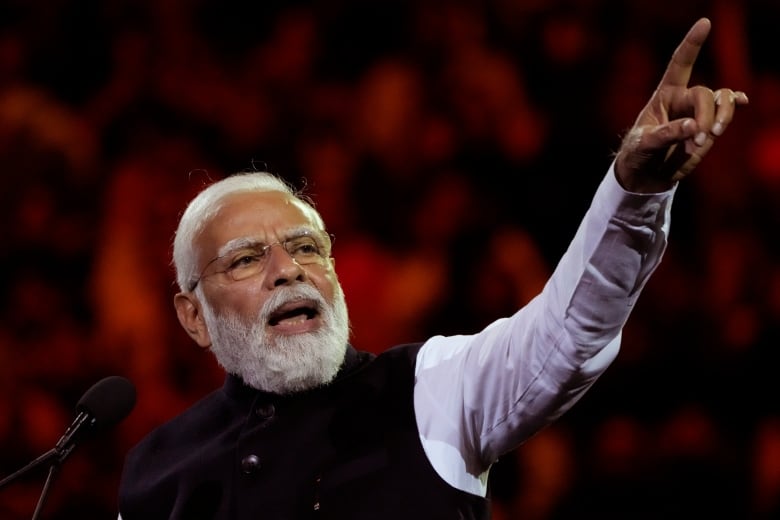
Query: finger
712,89,736,136
658,18,711,89
712,89,750,136
668,143,706,182
687,85,716,145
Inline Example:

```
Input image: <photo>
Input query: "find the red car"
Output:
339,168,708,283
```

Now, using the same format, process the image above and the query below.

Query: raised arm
413,17,748,497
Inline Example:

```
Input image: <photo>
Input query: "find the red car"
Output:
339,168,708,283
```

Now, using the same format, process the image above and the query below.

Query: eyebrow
215,227,323,258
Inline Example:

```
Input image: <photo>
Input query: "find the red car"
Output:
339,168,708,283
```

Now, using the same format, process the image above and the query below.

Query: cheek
309,267,340,304
208,283,269,321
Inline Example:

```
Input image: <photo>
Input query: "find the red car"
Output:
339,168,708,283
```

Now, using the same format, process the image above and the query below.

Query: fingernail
695,132,707,146
712,122,724,136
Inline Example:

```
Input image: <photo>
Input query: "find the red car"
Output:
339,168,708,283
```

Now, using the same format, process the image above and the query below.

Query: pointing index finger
658,17,711,89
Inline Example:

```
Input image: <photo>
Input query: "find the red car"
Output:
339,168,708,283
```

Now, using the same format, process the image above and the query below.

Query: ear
174,292,212,349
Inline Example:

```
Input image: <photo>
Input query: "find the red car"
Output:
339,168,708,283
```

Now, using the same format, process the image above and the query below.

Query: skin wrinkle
215,226,329,259
176,187,349,395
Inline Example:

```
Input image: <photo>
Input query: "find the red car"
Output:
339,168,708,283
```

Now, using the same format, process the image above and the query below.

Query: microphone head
76,375,137,429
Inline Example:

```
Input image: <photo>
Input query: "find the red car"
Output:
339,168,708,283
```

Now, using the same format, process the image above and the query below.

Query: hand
615,18,749,193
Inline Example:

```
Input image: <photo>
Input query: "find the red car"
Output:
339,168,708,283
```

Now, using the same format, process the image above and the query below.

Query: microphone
0,375,136,519
55,375,137,453
0,376,137,495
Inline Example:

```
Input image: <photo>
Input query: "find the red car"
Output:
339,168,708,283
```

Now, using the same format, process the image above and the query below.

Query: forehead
196,190,323,257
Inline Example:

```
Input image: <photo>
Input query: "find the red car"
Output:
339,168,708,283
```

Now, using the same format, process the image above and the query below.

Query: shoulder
331,343,424,399
377,342,425,364
330,343,423,383
348,342,424,376
126,386,237,462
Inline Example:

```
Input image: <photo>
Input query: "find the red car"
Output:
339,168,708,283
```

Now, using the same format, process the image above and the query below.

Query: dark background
1,0,779,518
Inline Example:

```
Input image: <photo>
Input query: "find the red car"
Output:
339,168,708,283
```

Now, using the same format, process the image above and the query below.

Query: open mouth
268,299,320,327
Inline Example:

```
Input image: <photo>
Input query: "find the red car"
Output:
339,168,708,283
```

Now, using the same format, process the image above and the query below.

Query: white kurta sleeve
413,163,677,496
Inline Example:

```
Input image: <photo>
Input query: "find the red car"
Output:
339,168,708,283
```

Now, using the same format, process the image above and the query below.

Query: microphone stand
31,455,65,520
0,441,77,519
0,448,58,490
0,376,135,519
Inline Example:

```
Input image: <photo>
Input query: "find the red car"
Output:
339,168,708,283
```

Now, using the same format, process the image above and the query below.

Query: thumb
616,117,703,191
633,118,698,152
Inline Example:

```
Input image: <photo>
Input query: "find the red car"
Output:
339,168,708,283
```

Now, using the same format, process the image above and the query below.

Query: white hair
172,172,324,292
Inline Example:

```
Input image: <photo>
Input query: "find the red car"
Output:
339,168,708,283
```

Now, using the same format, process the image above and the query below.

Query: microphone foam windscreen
76,376,137,428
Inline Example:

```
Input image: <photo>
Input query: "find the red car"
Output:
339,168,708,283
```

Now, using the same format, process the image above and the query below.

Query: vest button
241,454,261,475
255,403,275,419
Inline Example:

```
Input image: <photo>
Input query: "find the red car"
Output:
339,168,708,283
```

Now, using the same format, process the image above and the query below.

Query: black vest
118,344,490,519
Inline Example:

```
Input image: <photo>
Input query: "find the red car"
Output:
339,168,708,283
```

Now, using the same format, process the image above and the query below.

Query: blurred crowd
0,0,779,518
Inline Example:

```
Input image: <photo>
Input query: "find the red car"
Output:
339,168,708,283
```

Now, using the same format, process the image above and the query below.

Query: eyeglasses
188,232,332,291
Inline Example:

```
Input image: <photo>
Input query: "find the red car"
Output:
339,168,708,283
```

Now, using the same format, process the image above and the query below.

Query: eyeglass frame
187,229,334,292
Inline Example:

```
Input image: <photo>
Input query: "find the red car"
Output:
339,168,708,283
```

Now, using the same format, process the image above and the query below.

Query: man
118,18,747,519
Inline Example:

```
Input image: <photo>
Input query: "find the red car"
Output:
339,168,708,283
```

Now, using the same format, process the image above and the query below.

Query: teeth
278,314,308,325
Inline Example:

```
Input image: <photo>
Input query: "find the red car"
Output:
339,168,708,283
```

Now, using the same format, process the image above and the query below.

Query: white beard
201,283,350,394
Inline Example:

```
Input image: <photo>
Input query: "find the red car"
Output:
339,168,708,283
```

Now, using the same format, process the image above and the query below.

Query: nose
263,243,306,288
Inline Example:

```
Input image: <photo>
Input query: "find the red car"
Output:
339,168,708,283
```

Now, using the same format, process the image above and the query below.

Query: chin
236,334,348,394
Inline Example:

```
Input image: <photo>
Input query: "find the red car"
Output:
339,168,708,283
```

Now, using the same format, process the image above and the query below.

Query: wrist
614,155,676,194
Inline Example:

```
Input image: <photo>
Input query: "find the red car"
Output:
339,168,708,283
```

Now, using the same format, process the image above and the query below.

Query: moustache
258,284,329,326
